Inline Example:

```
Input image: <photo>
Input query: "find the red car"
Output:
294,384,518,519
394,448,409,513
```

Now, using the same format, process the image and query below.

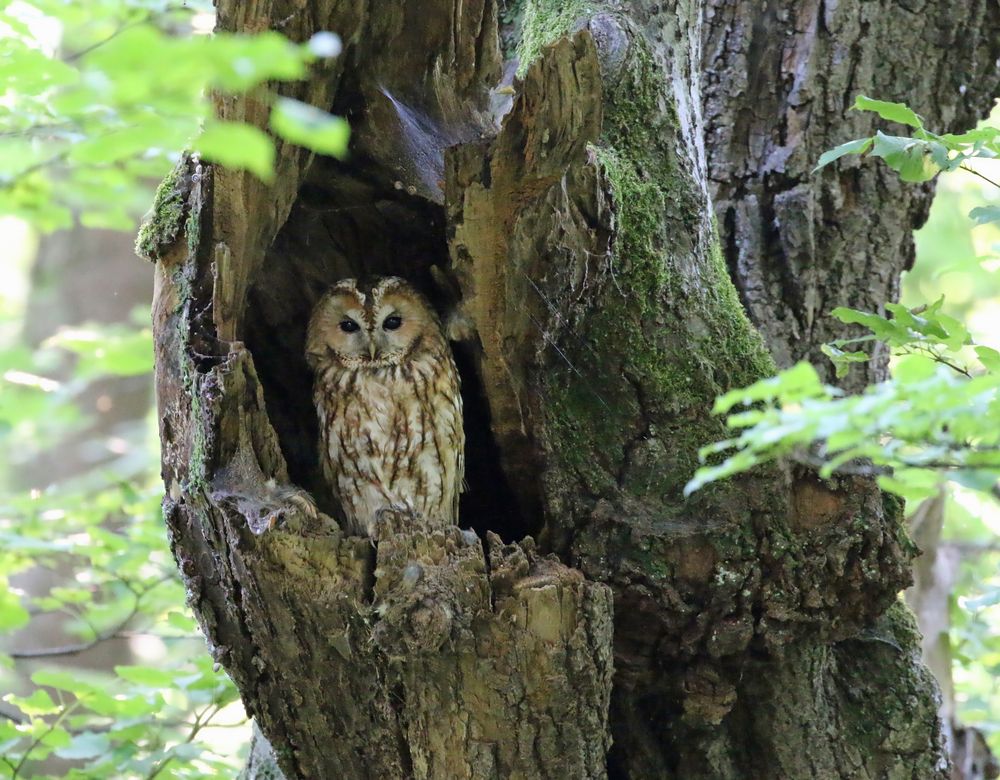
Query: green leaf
0,47,78,91
969,205,1000,225
49,586,92,604
870,132,941,183
814,136,873,172
37,724,72,750
853,95,924,129
892,354,938,382
55,731,110,760
4,689,58,717
939,127,1000,145
876,469,940,503
684,451,758,496
68,120,190,165
712,361,825,415
270,98,350,158
932,311,971,350
0,582,29,632
820,342,869,378
114,665,177,687
31,670,99,696
975,346,1000,372
86,691,163,718
166,611,197,632
831,306,899,340
195,121,276,182
205,31,310,91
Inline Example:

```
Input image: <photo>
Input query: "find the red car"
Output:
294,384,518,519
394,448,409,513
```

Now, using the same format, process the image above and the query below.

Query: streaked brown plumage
305,276,464,537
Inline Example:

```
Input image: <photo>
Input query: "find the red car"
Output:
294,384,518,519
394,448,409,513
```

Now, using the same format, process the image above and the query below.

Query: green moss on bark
516,0,593,75
135,160,189,261
544,29,772,506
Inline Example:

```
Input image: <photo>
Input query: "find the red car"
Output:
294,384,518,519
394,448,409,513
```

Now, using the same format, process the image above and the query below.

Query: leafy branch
0,324,247,778
815,95,1000,226
0,0,349,231
8,701,81,779
9,574,173,659
686,299,1000,503
691,93,1000,504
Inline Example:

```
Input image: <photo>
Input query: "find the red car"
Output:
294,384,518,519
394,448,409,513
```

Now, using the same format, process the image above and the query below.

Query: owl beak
368,342,378,360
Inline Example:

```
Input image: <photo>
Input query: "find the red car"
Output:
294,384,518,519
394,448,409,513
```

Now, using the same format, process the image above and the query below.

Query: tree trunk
141,1,1000,777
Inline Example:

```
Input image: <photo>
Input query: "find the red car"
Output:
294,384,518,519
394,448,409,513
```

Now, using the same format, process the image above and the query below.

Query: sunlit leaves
813,94,1000,194
195,121,275,182
0,580,30,631
44,323,154,378
0,1,349,232
686,301,1000,504
821,297,974,377
1,647,246,775
711,360,826,415
853,95,925,129
976,347,1000,372
270,97,350,158
0,313,247,778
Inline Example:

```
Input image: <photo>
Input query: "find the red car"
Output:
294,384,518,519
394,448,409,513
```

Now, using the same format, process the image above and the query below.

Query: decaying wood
142,0,1000,777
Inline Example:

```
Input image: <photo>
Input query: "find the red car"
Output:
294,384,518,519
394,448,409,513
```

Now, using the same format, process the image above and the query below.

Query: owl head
306,276,444,370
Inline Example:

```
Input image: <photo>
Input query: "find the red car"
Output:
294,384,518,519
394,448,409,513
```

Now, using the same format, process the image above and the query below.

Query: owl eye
383,315,402,331
339,319,360,333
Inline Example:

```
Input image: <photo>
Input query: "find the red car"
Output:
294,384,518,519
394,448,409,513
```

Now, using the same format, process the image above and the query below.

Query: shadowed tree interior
243,142,534,541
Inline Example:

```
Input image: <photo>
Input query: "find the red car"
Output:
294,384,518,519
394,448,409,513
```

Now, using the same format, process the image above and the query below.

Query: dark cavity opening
244,92,532,541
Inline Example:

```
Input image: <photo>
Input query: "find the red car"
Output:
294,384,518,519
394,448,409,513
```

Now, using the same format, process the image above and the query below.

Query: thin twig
10,702,80,778
11,575,174,659
960,163,1000,191
145,703,221,780
908,345,973,379
64,17,149,62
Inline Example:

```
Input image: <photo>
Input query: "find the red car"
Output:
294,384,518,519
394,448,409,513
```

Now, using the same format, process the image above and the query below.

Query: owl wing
442,353,465,524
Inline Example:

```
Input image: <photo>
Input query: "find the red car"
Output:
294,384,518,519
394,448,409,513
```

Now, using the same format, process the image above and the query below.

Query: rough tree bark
139,0,1000,778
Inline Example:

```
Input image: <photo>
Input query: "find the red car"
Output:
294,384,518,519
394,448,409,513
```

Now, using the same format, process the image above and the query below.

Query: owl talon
259,481,320,533
286,491,319,520
372,504,422,538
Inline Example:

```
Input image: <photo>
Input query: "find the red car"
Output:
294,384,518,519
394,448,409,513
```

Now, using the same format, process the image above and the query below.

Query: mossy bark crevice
135,156,193,262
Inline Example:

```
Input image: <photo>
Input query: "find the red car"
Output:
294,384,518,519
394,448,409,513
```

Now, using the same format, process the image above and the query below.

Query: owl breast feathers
305,276,464,537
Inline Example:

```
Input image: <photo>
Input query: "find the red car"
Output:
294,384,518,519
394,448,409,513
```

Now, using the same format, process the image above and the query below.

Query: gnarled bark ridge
142,0,1000,777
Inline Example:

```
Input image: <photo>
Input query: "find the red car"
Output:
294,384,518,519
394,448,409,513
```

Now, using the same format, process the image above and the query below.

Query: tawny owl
305,276,464,537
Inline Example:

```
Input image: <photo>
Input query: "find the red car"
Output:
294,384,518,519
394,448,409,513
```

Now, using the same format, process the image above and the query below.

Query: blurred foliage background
0,221,252,776
903,152,1000,745
0,0,998,776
